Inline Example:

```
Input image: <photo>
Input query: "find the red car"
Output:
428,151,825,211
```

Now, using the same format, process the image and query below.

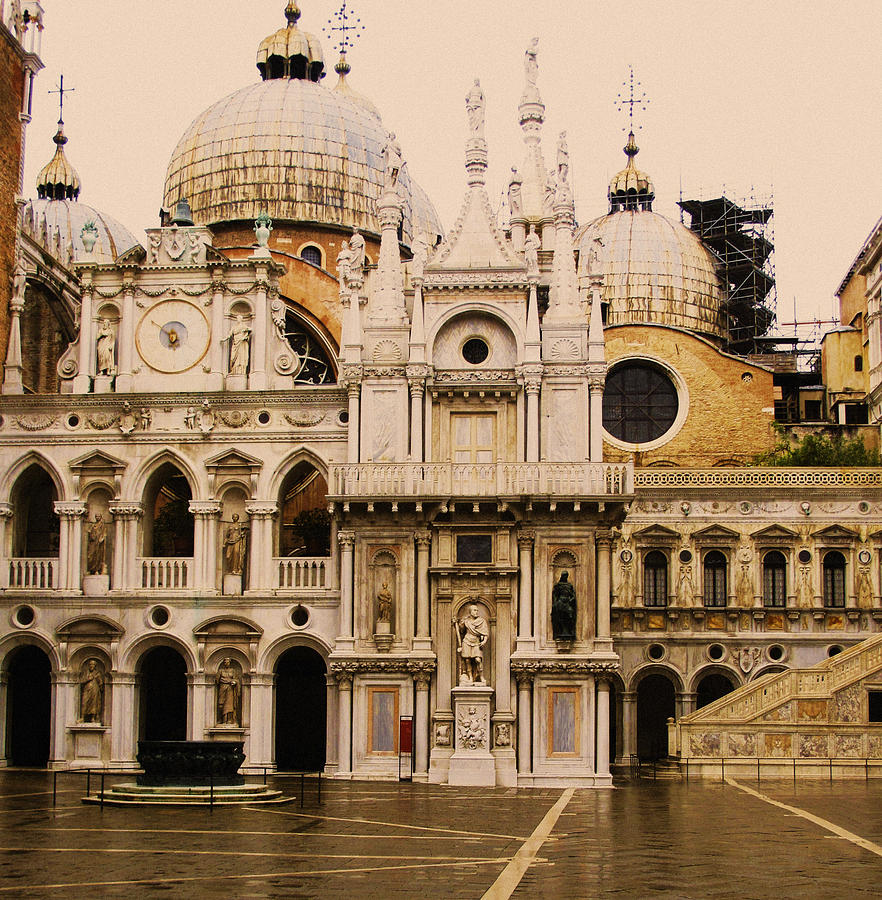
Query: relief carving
456,705,488,750
833,684,861,722
764,733,791,757
798,734,827,758
690,732,721,757
727,732,756,757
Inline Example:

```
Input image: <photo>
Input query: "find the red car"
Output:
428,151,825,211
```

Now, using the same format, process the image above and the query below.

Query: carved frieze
284,411,326,427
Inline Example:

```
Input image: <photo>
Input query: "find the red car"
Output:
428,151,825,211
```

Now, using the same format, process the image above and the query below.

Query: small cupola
36,120,81,201
256,2,325,82
608,131,654,212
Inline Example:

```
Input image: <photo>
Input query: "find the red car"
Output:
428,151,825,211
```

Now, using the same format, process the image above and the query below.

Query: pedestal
70,724,107,765
223,574,242,595
225,373,247,391
94,375,114,393
82,574,109,596
447,685,496,786
373,621,393,652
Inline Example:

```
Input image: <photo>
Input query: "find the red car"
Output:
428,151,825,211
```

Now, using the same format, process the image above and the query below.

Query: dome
256,2,325,83
577,210,726,340
36,122,81,201
608,132,654,212
27,199,139,263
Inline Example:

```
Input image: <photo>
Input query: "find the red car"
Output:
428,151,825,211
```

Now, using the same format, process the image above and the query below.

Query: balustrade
6,557,57,589
274,557,328,590
137,558,193,590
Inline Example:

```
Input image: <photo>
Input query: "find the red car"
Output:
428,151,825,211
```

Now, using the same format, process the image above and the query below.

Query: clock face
136,299,210,373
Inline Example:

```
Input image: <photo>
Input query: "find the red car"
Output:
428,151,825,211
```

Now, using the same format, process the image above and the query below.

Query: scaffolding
678,192,776,354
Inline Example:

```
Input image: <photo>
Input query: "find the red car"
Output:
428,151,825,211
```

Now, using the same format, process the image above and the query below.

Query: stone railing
330,461,633,499
275,557,329,591
5,557,57,590
138,558,193,590
635,467,882,489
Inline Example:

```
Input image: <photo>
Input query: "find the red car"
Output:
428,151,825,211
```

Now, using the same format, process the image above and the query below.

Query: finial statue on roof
508,167,523,218
382,132,403,191
557,131,569,182
466,79,485,140
525,37,539,86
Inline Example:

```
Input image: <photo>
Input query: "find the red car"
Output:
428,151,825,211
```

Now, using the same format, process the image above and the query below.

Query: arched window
643,551,668,607
278,462,330,557
11,464,59,557
143,463,194,557
823,551,846,607
703,550,727,607
763,551,787,607
300,245,322,268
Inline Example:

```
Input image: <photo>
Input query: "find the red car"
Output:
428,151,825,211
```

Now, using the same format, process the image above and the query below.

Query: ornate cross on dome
323,1,365,58
614,65,648,132
48,73,75,124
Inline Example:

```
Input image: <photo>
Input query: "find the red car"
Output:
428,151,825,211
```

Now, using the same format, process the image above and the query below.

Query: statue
79,658,104,723
377,581,393,623
557,131,569,182
96,319,116,376
348,229,366,275
797,564,813,608
543,171,556,216
858,567,873,609
12,261,26,305
382,132,403,190
335,240,351,284
184,406,197,430
736,545,753,607
139,407,152,430
677,563,694,606
228,315,252,375
86,513,107,575
187,230,201,264
524,37,539,87
411,237,427,281
216,658,241,726
524,226,540,277
453,603,488,685
586,236,604,274
465,78,485,139
148,232,161,264
508,167,523,218
224,513,248,575
551,571,577,641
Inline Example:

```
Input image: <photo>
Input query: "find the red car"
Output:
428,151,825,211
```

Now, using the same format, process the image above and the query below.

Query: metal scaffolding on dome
678,192,777,355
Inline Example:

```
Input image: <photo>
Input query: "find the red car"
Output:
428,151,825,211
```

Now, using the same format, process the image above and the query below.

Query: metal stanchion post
100,772,105,810
210,774,214,811
52,771,57,807
757,757,760,785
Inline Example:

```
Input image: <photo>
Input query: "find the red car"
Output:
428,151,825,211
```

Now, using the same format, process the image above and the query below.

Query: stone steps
82,782,289,806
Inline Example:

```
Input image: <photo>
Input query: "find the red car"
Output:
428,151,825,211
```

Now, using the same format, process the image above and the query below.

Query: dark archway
275,646,326,771
278,462,330,557
636,673,676,760
7,645,51,766
696,672,737,710
143,463,194,557
11,464,59,557
139,646,188,741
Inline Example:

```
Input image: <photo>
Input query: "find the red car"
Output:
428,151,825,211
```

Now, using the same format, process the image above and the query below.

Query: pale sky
22,0,882,333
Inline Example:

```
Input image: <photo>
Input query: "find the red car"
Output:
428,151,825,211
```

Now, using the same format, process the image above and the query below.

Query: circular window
798,549,812,564
707,643,725,661
13,605,35,628
149,606,170,628
337,409,349,426
291,605,310,628
66,414,80,429
858,501,870,514
462,338,489,365
768,644,785,662
603,361,678,444
827,644,843,658
257,411,270,426
679,549,693,564
648,643,665,661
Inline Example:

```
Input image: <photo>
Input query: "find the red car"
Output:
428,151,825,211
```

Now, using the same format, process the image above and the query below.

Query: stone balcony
329,461,633,504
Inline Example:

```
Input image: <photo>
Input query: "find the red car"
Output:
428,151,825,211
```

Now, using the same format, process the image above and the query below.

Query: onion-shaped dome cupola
608,131,654,212
257,2,325,82
36,120,81,201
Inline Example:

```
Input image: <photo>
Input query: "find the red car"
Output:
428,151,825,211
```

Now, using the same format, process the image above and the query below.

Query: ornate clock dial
136,299,211,373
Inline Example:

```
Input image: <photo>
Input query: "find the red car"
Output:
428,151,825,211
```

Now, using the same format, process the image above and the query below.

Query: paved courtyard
0,771,879,898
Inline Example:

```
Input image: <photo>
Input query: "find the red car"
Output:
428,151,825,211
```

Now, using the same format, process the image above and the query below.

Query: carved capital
109,503,144,519
415,531,432,549
338,530,356,549
515,669,534,687
0,503,13,520
54,502,87,519
517,530,536,549
188,501,222,518
245,502,277,519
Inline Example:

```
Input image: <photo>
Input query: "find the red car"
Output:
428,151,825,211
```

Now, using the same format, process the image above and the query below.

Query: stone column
324,673,339,774
621,690,637,760
245,502,277,593
0,503,13,566
524,373,541,463
336,671,353,777
596,530,612,648
248,672,274,769
2,268,26,394
408,375,425,463
680,691,697,717
413,668,431,781
346,380,361,464
596,676,612,781
51,671,74,767
110,672,137,767
249,266,268,390
517,531,535,646
208,275,225,391
115,283,136,392
516,671,533,776
588,375,605,462
414,532,431,651
191,672,209,740
54,502,86,592
337,531,355,650
189,501,221,593
110,503,143,591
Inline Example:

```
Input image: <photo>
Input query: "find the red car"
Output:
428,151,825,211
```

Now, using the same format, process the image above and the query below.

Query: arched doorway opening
696,672,737,709
275,646,326,770
139,646,187,741
278,462,330,558
636,673,676,760
6,645,51,766
11,464,59,558
143,463,194,557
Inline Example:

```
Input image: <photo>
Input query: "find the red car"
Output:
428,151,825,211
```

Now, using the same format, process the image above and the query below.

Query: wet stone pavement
0,771,879,898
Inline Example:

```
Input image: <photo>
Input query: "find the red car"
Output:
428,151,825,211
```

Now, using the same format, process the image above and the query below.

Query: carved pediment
116,244,146,266
751,524,798,542
69,450,128,475
193,616,263,640
811,524,859,543
56,615,124,640
692,525,741,544
204,449,263,472
633,524,681,543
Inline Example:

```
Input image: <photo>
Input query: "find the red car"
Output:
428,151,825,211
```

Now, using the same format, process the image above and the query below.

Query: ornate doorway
6,645,51,766
139,646,187,741
275,646,326,771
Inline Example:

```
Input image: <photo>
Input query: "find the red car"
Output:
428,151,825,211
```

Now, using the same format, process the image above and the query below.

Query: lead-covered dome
163,5,441,246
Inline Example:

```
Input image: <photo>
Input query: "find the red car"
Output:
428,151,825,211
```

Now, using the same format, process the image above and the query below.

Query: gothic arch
0,451,68,503
266,448,330,500
128,449,204,502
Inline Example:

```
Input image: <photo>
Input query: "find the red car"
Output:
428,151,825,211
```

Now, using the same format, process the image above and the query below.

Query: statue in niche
382,132,403,190
377,581,393,624
736,545,753,606
465,78,485,139
228,315,252,375
223,513,248,575
551,571,577,641
797,564,813,608
348,229,366,275
524,226,540,277
508,167,523,219
79,658,104,723
857,567,873,609
96,318,116,375
677,564,694,607
453,604,489,685
86,512,107,575
216,658,241,726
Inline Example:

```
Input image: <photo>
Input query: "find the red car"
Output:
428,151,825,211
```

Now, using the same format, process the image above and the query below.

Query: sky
21,0,882,334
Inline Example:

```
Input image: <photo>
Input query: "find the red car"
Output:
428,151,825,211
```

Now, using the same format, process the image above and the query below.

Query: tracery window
277,309,336,384
703,550,727,607
643,550,668,607
300,245,322,268
822,551,846,608
602,362,678,444
763,550,787,607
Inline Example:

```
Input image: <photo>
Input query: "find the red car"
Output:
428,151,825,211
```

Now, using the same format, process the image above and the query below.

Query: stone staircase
83,782,287,806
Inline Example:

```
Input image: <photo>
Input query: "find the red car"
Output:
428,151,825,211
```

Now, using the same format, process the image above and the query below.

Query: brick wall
0,27,25,367
20,287,64,393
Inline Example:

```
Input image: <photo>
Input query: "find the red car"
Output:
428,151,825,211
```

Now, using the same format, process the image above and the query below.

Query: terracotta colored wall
603,325,777,467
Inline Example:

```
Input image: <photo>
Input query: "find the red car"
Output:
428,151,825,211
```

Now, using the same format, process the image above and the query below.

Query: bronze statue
551,571,577,640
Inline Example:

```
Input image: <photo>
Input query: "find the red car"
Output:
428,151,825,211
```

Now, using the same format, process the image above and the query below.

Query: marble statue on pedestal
524,226,540,277
86,513,107,575
377,582,393,625
80,658,104,723
228,316,252,374
453,604,488,685
223,514,248,575
96,319,116,375
465,79,485,139
216,658,241,726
